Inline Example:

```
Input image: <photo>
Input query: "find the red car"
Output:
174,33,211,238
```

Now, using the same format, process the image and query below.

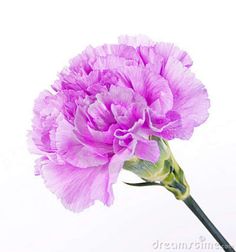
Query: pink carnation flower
29,36,210,212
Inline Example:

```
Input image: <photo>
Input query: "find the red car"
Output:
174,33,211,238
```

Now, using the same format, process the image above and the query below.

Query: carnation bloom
29,36,210,212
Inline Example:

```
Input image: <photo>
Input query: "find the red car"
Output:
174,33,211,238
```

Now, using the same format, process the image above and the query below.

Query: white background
0,0,235,251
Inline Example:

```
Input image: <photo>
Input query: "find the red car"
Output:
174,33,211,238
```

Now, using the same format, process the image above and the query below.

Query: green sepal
123,137,190,200
123,181,162,187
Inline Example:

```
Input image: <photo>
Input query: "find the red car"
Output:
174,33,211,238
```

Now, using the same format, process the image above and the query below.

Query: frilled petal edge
38,158,113,212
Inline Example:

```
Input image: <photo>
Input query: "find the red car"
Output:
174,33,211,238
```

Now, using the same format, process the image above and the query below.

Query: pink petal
40,159,112,212
118,35,155,47
123,67,173,115
135,139,160,163
155,43,193,67
107,145,136,203
162,57,210,139
74,108,114,153
56,117,108,168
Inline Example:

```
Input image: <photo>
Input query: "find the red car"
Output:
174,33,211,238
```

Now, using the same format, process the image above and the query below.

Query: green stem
184,195,235,252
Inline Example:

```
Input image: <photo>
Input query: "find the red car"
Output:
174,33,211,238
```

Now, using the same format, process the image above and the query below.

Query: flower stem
184,195,235,252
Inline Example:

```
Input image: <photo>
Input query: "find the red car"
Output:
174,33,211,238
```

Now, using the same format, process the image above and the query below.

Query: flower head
29,35,210,212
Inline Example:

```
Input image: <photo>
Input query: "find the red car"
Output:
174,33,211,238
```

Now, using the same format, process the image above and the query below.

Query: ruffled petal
135,139,160,163
162,57,210,139
155,43,193,68
118,35,155,47
107,144,136,203
56,116,108,168
31,91,62,153
74,107,114,153
40,159,112,212
122,67,173,115
70,44,142,73
118,36,192,67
